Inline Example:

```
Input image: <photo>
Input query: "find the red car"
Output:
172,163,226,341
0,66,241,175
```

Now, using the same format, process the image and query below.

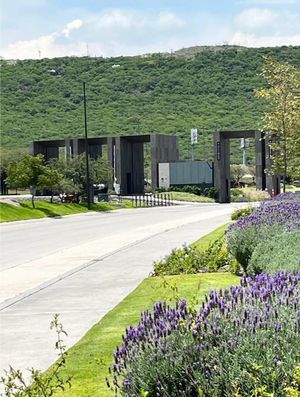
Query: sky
0,0,300,59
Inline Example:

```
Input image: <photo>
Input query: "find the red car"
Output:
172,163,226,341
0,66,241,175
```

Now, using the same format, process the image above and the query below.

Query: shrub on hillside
248,232,300,275
108,272,300,397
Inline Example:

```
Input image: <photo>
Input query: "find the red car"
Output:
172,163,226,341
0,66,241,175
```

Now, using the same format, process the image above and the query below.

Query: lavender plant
274,192,300,203
108,272,300,397
248,232,300,275
227,202,300,272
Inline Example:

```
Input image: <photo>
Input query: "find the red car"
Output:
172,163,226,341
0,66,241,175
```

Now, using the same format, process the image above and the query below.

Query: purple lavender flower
109,272,300,396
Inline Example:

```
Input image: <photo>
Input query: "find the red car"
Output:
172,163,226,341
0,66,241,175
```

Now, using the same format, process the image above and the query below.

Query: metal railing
131,193,174,207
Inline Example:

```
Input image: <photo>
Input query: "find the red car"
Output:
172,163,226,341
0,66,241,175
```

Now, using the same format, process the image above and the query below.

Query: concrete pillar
213,131,230,203
255,130,266,190
115,138,144,195
29,141,47,158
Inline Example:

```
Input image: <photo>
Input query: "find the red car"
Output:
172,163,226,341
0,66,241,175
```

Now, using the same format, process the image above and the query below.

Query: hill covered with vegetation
1,45,300,163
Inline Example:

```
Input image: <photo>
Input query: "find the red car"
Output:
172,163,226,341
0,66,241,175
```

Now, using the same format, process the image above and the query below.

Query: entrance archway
213,130,280,203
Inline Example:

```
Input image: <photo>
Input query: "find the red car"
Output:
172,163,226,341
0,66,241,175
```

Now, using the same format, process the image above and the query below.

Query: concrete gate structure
214,130,280,203
30,134,179,195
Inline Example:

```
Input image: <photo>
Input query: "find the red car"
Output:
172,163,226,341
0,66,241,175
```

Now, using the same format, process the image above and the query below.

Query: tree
38,168,63,203
6,155,48,208
256,57,300,191
230,164,248,186
49,154,112,195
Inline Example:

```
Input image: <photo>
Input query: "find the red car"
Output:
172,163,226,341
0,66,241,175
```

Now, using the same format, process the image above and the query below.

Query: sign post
191,128,198,161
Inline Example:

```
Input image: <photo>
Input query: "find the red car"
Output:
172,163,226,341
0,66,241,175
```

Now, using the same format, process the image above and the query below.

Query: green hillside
1,45,300,163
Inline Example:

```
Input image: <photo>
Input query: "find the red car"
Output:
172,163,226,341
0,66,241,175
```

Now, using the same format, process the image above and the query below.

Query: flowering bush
248,232,300,275
274,192,300,203
227,224,285,272
228,202,300,232
108,272,300,397
227,201,300,272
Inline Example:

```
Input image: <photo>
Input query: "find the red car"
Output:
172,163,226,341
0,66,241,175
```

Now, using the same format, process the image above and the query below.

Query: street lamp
83,81,91,209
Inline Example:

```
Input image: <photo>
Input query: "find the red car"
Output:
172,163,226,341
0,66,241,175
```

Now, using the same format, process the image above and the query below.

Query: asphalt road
0,203,244,378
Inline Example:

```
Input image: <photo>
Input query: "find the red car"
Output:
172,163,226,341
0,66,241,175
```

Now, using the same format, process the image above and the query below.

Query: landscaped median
0,200,134,222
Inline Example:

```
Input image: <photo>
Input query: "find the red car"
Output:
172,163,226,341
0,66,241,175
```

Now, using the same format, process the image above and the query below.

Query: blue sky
1,0,299,59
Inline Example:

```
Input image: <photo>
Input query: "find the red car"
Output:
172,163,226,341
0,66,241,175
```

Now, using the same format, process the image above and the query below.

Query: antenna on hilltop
86,44,90,57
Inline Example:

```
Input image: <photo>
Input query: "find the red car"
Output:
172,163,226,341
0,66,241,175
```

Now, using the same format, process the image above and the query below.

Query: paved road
0,203,244,377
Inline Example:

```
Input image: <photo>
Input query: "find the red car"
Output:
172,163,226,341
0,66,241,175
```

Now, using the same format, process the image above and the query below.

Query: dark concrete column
45,146,59,160
89,144,102,159
29,142,47,158
115,137,122,190
132,142,144,194
255,130,266,190
107,138,114,167
116,138,145,195
213,131,230,203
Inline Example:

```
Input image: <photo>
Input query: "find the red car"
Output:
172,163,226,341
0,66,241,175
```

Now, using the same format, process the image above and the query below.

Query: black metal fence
131,194,174,207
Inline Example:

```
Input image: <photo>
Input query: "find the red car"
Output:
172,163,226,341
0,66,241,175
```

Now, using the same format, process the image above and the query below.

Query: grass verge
53,273,239,397
0,201,133,222
163,191,214,203
192,223,229,251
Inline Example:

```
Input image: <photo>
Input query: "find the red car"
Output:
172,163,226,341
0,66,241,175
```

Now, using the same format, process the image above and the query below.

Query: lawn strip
161,191,215,203
53,273,239,397
192,223,229,251
0,201,133,222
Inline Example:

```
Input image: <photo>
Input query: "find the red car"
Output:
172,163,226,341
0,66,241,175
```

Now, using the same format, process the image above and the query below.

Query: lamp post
83,81,91,209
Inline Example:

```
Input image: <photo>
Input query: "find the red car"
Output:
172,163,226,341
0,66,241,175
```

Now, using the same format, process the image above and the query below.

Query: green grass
192,223,229,251
0,201,133,222
165,191,215,203
53,273,239,397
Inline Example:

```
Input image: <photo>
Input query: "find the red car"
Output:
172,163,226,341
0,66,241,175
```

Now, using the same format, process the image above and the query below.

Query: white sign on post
191,128,198,145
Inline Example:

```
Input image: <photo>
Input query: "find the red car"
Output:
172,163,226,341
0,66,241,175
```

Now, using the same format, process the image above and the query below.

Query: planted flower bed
108,192,300,396
108,272,300,396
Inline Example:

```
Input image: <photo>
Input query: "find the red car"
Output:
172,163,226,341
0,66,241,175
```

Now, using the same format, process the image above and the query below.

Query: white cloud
230,31,300,46
89,9,185,34
1,6,299,60
0,32,88,59
0,18,85,59
235,8,278,29
232,6,300,46
62,19,83,38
